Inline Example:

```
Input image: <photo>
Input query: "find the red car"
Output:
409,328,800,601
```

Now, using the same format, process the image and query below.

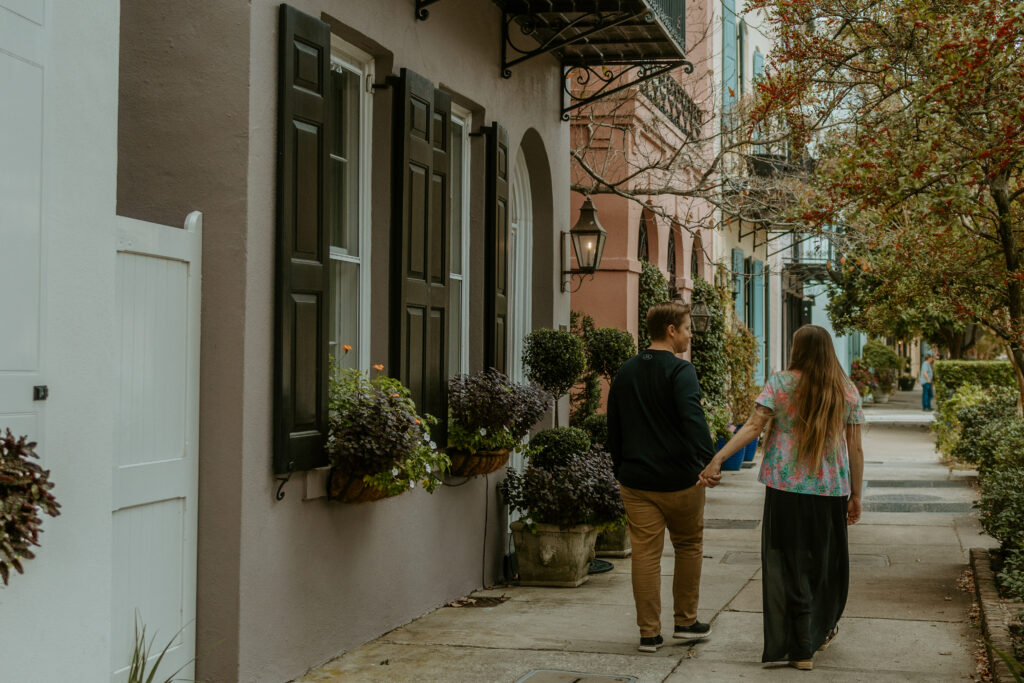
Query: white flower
479,427,488,436
429,440,436,449
425,464,432,473
391,467,399,476
409,481,415,488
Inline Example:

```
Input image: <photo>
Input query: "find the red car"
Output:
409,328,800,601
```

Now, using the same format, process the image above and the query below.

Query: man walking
921,352,936,411
606,301,718,653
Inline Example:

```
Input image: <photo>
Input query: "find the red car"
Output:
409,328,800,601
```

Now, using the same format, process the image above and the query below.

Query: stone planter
595,524,631,558
874,392,891,404
447,448,510,477
510,520,598,587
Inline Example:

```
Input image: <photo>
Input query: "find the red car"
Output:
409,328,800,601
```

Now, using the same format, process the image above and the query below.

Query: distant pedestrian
606,301,717,653
920,352,936,411
698,324,865,671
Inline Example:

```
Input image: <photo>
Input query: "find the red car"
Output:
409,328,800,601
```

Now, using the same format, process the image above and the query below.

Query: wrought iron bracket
415,0,443,20
274,461,295,501
561,60,693,120
502,9,650,79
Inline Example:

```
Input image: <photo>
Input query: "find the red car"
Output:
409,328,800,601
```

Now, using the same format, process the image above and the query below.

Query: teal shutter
752,260,765,379
722,0,738,117
731,248,744,324
753,50,764,82
763,266,771,380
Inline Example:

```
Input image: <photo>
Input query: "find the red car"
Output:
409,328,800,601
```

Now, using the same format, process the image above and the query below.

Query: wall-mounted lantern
690,299,712,334
561,196,608,293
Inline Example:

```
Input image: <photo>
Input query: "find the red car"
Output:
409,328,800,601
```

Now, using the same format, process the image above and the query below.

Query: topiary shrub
586,327,636,381
580,413,609,448
637,260,670,349
523,328,586,403
0,430,60,585
528,427,591,469
862,340,901,394
934,360,1016,407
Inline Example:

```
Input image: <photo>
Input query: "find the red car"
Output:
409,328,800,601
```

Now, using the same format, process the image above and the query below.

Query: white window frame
450,104,472,375
329,41,374,371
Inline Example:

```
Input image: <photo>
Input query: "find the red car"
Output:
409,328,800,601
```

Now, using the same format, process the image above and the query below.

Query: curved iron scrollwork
639,73,702,140
415,0,443,20
561,60,693,120
274,460,295,501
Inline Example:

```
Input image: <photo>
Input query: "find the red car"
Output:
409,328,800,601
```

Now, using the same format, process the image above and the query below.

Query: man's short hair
646,301,691,341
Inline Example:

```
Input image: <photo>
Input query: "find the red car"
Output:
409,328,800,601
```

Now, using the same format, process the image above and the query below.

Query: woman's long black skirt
761,485,849,662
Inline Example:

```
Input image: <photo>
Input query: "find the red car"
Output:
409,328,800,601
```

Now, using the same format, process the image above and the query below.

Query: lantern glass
690,300,712,334
568,197,607,274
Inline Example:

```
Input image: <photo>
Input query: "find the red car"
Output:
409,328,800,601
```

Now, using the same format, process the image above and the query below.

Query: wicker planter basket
327,469,403,503
446,448,511,477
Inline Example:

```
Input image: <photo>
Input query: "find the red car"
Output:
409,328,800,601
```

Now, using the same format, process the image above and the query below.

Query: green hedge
933,360,1016,406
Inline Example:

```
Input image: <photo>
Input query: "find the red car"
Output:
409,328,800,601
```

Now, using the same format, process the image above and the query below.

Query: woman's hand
698,460,723,488
847,495,862,525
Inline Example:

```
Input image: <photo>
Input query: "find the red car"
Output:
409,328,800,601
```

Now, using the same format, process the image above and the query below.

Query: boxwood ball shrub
523,328,586,401
528,427,591,469
934,360,1016,406
581,413,609,448
0,430,61,585
586,327,636,380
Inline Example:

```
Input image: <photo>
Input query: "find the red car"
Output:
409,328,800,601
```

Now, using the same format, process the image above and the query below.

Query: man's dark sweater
606,349,715,492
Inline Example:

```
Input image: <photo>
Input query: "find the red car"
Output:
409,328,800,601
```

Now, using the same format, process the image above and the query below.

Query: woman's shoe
818,624,839,651
789,659,814,671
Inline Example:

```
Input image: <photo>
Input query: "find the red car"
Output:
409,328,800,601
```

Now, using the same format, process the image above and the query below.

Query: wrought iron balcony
639,73,701,139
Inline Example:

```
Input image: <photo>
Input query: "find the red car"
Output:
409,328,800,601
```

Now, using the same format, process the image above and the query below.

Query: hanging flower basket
326,469,405,504
446,448,511,477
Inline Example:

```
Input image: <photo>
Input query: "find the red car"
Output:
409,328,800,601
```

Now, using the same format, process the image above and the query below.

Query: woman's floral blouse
755,370,864,497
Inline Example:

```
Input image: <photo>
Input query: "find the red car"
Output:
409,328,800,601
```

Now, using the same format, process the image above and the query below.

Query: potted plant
863,340,901,403
325,362,450,503
446,369,549,477
501,427,622,586
0,430,60,585
523,329,587,426
850,358,877,401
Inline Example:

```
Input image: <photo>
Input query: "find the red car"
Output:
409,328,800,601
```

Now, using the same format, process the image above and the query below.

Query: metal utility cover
515,672,637,683
705,518,760,529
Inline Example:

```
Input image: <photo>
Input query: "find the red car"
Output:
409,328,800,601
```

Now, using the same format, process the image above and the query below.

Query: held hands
847,495,862,525
698,458,723,488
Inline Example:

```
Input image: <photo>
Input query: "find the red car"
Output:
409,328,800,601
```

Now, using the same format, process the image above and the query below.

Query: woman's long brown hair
788,325,851,473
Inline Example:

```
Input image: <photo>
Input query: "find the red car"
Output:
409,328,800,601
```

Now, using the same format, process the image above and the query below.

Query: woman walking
699,324,865,671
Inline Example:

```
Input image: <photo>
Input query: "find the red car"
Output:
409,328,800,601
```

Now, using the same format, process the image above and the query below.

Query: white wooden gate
111,212,202,682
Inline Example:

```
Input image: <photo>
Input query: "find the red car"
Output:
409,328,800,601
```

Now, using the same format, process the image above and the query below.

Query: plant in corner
325,359,450,503
500,427,623,586
446,369,549,477
0,429,60,585
862,340,901,400
522,328,586,426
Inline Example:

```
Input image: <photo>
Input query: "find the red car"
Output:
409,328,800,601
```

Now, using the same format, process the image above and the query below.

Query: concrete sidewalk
299,422,990,682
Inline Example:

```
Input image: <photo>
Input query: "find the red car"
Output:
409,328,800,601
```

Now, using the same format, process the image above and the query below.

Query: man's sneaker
637,635,664,652
673,621,712,640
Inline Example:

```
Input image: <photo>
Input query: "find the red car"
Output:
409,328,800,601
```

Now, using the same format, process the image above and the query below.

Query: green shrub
977,465,1024,554
862,340,901,393
725,319,760,424
569,371,602,425
999,549,1024,601
637,260,670,349
934,360,1016,407
528,427,591,469
984,418,1024,472
523,328,586,402
586,327,636,380
690,277,729,409
950,387,1018,466
933,383,987,457
580,413,609,448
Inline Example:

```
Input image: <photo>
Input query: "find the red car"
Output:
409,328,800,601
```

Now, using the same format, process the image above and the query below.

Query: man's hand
698,461,723,488
847,495,862,525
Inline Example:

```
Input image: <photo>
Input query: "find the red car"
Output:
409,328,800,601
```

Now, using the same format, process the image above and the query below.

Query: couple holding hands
606,302,865,671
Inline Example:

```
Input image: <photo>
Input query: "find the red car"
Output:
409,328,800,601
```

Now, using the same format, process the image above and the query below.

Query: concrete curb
970,547,1018,682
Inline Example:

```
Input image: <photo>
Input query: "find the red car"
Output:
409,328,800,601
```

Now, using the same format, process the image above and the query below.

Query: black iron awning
417,1,692,119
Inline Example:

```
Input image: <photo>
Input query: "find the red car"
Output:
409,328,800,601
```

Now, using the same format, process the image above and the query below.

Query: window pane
330,259,360,371
448,277,462,375
330,65,360,256
450,120,464,274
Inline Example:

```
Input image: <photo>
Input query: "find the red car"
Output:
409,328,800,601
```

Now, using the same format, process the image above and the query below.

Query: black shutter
484,123,510,374
273,4,331,474
389,69,451,439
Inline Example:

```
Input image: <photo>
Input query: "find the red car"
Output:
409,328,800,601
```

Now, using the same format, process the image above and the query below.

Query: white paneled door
0,0,46,457
111,213,202,682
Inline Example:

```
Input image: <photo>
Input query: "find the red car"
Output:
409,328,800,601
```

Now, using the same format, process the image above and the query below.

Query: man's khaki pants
620,483,706,637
